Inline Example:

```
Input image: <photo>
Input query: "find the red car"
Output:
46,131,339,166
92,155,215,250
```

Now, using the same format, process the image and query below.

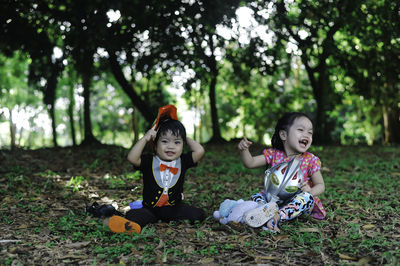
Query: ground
1,142,399,265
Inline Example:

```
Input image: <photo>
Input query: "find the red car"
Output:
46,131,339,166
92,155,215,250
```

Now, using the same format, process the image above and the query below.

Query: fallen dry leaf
273,234,289,241
64,241,91,248
299,227,319,233
199,257,214,264
357,256,372,265
18,224,28,229
238,235,251,244
339,253,357,261
58,254,89,260
362,224,375,229
255,256,277,264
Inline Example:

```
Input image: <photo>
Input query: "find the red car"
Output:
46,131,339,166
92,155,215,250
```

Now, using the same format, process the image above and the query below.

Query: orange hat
154,104,178,130
150,104,179,151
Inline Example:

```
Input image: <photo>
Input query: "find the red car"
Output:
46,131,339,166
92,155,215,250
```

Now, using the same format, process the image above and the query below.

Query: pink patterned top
263,148,326,219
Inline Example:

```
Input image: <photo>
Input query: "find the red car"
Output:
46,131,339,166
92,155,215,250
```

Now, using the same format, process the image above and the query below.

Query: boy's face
155,130,184,161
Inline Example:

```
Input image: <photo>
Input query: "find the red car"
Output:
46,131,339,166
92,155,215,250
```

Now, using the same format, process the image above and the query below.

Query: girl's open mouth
299,139,308,147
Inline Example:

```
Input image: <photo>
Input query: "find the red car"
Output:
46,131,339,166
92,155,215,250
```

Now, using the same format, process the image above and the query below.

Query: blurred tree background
0,0,399,149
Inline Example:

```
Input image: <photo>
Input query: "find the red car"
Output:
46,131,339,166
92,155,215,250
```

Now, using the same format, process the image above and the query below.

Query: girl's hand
144,126,157,142
238,137,253,151
300,181,312,193
266,213,280,233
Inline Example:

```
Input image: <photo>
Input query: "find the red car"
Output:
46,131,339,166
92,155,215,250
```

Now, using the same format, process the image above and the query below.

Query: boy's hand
238,137,252,151
144,126,157,142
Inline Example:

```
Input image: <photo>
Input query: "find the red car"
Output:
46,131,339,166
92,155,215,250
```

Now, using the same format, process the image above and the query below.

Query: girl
238,112,326,232
106,115,206,234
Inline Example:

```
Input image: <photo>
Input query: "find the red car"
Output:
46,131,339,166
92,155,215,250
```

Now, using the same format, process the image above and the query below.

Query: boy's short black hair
154,119,187,145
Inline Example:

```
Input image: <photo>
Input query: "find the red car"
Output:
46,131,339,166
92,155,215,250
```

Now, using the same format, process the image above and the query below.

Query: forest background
1,1,400,265
1,0,399,149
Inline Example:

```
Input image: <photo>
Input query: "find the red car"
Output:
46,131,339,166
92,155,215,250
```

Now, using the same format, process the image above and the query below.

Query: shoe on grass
108,215,141,234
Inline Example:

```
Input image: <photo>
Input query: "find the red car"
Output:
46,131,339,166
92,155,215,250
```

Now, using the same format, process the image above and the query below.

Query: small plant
106,176,126,189
125,171,141,181
67,176,85,192
88,159,101,170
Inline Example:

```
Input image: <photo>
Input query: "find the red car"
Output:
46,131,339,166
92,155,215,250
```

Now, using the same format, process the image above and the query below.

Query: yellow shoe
108,216,141,234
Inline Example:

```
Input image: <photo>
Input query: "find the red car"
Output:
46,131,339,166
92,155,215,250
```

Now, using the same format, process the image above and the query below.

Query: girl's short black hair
154,119,187,145
271,112,313,151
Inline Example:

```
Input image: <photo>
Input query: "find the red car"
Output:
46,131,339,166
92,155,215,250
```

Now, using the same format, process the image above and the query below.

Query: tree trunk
313,84,336,145
107,52,156,124
48,102,58,147
79,99,84,143
9,108,16,150
17,127,24,146
132,108,139,144
382,105,400,144
208,70,222,141
80,68,99,145
43,66,61,148
199,120,203,143
207,54,225,143
68,85,77,146
302,55,336,145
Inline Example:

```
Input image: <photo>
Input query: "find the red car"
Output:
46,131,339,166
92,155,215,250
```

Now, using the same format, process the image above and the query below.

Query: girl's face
155,130,184,161
280,116,313,156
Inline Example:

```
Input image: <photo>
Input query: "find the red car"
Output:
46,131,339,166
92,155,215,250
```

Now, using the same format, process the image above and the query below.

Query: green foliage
1,0,400,146
0,52,46,147
67,176,85,192
125,171,141,181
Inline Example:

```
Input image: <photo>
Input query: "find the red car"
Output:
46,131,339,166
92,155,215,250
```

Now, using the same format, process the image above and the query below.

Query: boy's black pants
125,202,205,228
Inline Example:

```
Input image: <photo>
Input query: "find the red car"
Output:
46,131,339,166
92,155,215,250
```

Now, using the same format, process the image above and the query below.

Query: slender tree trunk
27,131,33,148
79,99,84,142
43,68,60,148
17,127,24,146
79,54,100,146
193,107,198,142
132,108,139,144
209,71,221,140
68,85,77,146
81,69,98,145
83,73,92,139
207,53,225,143
9,109,16,150
48,102,58,147
382,105,389,144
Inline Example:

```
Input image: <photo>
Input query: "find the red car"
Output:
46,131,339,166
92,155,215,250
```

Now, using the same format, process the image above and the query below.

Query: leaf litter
1,143,399,265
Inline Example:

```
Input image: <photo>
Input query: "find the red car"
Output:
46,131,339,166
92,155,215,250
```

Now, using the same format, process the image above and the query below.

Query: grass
0,143,399,264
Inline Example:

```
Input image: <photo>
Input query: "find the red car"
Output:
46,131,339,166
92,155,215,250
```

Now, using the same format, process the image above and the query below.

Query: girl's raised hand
144,126,157,142
238,137,253,151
